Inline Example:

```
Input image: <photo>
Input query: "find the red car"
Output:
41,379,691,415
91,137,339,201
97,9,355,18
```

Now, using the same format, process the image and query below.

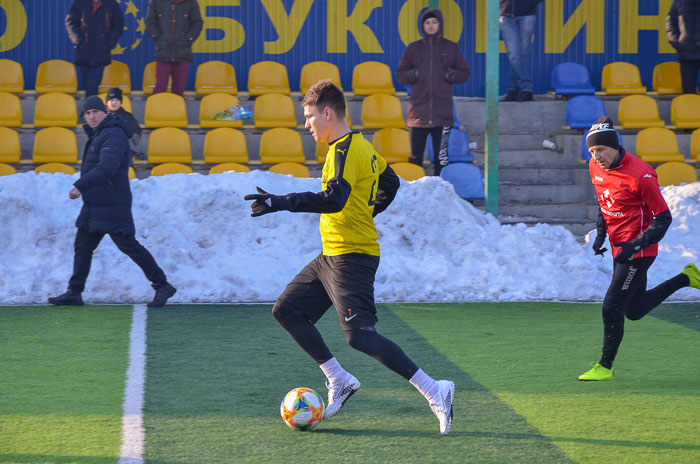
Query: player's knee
272,298,302,327
344,326,376,352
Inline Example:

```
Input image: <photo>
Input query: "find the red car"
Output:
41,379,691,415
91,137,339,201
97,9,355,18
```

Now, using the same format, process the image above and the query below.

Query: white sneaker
323,374,361,420
430,380,455,435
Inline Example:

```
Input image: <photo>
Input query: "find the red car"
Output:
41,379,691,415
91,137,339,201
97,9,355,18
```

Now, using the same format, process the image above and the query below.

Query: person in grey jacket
145,0,203,95
666,0,700,94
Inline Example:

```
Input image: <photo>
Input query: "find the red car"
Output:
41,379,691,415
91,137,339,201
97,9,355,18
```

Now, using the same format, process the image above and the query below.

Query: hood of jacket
84,113,135,139
420,9,444,40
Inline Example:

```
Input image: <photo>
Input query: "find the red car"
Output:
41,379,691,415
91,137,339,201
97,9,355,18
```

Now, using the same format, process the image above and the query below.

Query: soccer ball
280,387,325,431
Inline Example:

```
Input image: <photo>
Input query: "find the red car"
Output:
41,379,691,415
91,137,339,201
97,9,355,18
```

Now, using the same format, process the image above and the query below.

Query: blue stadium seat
581,128,623,161
427,128,474,163
551,62,595,96
566,95,606,129
440,163,485,200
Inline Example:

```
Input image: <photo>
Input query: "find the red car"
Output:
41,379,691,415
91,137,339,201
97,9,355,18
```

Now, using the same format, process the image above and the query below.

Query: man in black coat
49,96,176,307
65,0,124,97
666,0,700,94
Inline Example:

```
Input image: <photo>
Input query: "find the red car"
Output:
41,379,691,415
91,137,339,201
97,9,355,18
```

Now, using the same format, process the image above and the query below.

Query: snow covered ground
1,170,698,304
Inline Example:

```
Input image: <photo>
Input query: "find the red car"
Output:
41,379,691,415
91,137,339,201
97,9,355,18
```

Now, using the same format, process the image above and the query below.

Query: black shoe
48,291,84,306
516,90,534,102
148,282,176,307
504,90,518,101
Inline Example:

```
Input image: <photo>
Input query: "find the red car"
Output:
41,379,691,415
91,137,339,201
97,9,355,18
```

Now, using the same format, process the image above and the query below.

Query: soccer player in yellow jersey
244,80,455,435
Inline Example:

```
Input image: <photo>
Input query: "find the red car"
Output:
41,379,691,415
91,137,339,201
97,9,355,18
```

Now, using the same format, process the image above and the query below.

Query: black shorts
274,253,380,330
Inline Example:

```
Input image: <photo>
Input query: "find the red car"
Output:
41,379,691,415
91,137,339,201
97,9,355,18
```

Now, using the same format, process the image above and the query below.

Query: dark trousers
154,61,190,96
409,127,451,176
68,228,166,293
599,257,689,368
80,65,105,97
679,60,700,94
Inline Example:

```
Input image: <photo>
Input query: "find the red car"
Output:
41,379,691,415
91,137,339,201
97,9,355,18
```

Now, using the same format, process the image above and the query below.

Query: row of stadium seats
0,91,406,130
565,94,700,130
579,127,700,163
0,59,400,97
551,61,697,97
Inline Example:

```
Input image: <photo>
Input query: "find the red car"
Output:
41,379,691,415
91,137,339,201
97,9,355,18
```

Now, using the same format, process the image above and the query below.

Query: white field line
118,304,147,464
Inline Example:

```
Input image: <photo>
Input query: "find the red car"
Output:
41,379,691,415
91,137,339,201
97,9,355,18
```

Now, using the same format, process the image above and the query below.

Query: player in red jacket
579,116,700,381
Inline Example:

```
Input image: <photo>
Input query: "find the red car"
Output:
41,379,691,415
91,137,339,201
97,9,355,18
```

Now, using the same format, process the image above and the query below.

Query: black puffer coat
65,0,124,67
666,0,700,61
499,0,544,17
74,114,136,235
146,0,203,62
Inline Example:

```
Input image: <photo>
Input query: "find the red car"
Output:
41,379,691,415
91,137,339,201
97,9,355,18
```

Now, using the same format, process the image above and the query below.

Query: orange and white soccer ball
280,387,325,431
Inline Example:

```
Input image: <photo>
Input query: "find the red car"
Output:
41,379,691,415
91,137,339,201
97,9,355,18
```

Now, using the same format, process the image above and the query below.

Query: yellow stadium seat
0,59,24,93
128,166,136,181
601,62,646,95
0,127,21,163
636,127,684,163
209,162,250,174
254,93,297,128
99,92,132,113
617,95,664,129
195,60,237,95
0,92,22,127
391,162,425,181
269,162,310,178
199,94,244,129
150,162,193,176
248,61,290,96
372,128,410,163
203,128,249,164
147,127,192,164
34,92,78,128
652,62,682,95
35,59,78,94
0,162,16,176
316,142,329,164
142,62,170,95
352,61,395,96
35,163,76,175
144,93,187,128
300,61,342,95
656,161,698,186
670,94,700,129
692,129,700,161
98,60,131,95
259,128,305,164
361,94,405,129
32,127,78,163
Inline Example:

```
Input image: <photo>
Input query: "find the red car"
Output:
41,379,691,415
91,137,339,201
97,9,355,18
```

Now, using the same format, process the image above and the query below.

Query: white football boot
322,374,361,420
429,380,455,435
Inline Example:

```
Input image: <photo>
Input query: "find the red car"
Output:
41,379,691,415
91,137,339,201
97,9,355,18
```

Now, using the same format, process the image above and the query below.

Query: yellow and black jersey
278,131,399,256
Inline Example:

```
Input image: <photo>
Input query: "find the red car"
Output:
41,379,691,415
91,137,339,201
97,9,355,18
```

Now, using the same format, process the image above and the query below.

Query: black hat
82,95,106,114
422,11,438,23
586,116,619,150
106,87,123,102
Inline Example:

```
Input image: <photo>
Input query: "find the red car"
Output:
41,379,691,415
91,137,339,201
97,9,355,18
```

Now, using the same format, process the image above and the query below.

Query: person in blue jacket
49,96,176,308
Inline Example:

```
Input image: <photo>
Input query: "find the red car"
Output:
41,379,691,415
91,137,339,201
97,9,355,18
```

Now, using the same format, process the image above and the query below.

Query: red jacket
589,151,669,259
396,9,470,128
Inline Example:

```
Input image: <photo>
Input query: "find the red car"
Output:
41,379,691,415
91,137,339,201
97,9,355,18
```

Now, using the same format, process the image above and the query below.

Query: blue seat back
426,128,473,163
566,95,606,129
551,62,595,95
581,128,623,161
440,163,485,200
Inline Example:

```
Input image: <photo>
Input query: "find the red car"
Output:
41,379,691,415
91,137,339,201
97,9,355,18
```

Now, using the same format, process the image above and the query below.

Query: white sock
319,357,349,386
409,368,439,403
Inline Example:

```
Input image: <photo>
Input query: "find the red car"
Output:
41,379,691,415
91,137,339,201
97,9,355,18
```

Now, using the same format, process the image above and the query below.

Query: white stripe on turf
118,304,147,464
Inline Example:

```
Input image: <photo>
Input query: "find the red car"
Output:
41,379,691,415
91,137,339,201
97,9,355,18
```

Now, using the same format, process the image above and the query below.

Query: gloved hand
445,67,456,81
592,234,608,257
613,241,642,262
243,187,283,217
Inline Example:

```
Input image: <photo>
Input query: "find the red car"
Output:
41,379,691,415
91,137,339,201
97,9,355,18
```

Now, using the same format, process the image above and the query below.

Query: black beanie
82,95,107,114
106,87,123,102
423,11,438,23
586,116,619,150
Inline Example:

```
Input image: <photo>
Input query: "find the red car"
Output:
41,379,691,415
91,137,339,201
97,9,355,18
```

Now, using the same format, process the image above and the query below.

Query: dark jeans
68,228,166,293
154,61,190,96
679,59,700,94
80,65,105,97
409,126,451,176
599,257,689,368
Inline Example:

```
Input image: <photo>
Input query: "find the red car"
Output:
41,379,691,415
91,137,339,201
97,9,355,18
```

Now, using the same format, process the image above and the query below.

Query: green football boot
681,263,700,289
578,363,614,381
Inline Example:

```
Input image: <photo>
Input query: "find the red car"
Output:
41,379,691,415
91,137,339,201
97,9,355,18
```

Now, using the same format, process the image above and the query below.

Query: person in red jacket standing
579,116,700,381
396,9,470,176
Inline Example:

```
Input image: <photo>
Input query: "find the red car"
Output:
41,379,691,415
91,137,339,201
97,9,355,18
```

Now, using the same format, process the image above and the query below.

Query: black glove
613,241,642,262
592,234,607,257
445,67,456,81
243,186,283,217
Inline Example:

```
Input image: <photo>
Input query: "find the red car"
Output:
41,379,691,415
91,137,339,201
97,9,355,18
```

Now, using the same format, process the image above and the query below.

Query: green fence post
484,0,500,217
